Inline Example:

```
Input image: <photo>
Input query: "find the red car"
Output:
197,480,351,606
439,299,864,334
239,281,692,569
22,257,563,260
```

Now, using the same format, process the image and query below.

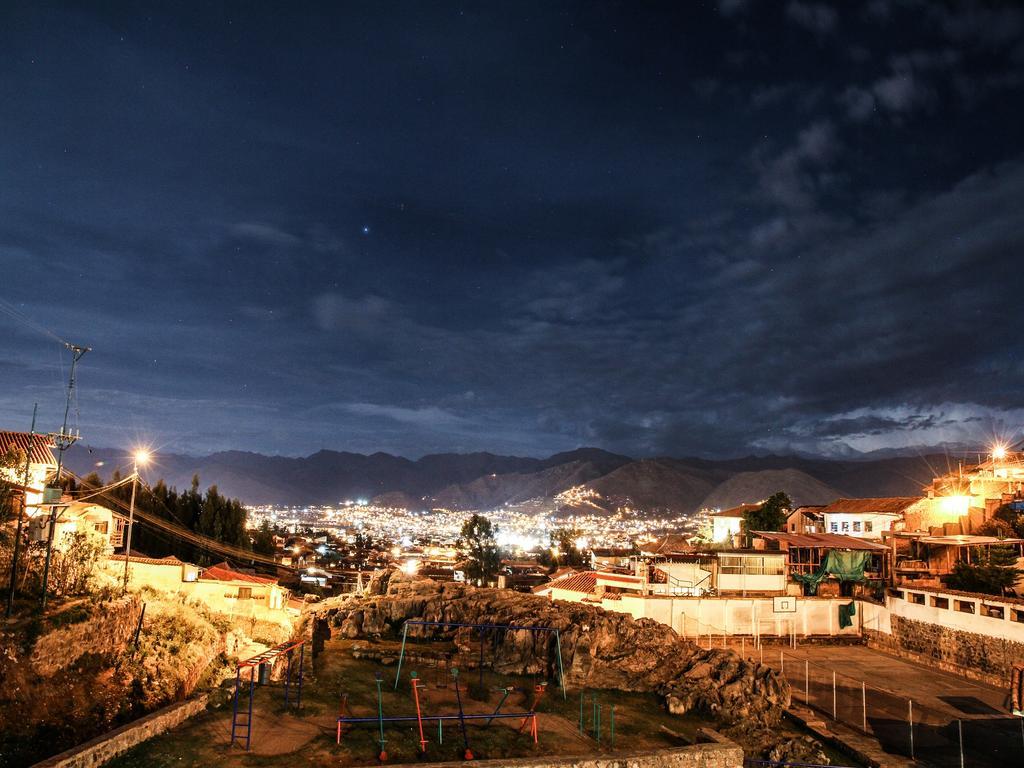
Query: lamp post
122,450,151,592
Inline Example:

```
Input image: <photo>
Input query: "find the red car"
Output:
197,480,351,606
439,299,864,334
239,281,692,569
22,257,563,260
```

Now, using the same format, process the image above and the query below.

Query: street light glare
134,449,151,466
991,444,1007,461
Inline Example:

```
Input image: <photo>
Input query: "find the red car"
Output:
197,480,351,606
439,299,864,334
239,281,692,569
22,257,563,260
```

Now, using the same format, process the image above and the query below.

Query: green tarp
838,600,857,629
792,549,870,595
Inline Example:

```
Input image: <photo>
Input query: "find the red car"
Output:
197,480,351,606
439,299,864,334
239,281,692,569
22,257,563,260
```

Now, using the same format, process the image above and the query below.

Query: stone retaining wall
865,614,1024,687
383,730,743,768
30,596,142,676
30,694,209,768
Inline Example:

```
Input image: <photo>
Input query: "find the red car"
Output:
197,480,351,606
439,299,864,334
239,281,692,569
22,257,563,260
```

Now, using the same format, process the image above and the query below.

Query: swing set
337,668,546,762
392,620,567,700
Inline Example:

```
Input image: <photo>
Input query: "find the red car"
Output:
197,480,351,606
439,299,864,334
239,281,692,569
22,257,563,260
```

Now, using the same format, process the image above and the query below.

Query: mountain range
63,444,956,516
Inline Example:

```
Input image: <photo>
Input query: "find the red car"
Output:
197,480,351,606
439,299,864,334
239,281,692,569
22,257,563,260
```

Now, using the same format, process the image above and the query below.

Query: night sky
1,1,1022,459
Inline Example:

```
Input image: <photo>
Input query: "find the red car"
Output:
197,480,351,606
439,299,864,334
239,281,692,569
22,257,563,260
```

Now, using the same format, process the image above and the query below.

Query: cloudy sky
1,1,1022,459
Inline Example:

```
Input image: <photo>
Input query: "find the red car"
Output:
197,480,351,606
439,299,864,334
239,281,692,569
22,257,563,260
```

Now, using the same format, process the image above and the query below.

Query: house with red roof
106,554,290,623
183,561,288,617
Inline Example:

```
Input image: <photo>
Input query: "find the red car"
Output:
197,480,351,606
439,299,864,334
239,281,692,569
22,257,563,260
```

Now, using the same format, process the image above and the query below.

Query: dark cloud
0,1,1021,459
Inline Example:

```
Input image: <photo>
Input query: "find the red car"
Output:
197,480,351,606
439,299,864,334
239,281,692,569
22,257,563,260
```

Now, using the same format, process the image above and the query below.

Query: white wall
590,594,865,638
822,512,894,538
890,588,1024,644
712,516,742,543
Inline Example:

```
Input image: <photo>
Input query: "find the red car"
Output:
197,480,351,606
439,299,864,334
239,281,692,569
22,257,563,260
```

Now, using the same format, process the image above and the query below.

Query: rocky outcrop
310,573,790,728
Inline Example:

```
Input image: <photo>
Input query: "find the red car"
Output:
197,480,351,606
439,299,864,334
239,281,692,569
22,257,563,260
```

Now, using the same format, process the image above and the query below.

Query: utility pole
5,404,37,618
40,343,89,610
122,451,149,591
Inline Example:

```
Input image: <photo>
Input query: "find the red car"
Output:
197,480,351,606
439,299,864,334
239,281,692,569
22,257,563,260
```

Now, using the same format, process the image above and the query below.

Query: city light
991,444,1007,461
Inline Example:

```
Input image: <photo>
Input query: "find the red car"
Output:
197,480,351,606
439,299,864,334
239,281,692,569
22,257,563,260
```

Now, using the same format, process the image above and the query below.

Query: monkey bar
230,639,305,750
393,620,565,699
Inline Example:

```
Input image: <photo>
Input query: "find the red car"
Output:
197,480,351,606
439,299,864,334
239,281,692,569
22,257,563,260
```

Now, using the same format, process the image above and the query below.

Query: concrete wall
30,694,209,768
591,594,864,638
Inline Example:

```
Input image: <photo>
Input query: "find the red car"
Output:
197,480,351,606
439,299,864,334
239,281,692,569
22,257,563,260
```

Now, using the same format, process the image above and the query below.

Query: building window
980,604,1004,620
930,596,948,609
93,521,109,534
718,555,784,576
954,599,975,614
237,587,252,600
1011,608,1024,624
853,521,862,532
864,521,873,533
841,521,850,532
830,522,838,532
908,592,925,605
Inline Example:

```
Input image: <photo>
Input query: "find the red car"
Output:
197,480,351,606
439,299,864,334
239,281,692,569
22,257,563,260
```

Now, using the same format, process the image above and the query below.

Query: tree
946,545,1022,596
251,521,276,556
458,514,500,585
544,528,585,568
990,504,1024,538
742,491,792,543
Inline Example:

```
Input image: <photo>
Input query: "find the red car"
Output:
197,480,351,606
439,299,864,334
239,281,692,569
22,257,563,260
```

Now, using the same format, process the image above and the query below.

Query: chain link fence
779,650,1024,767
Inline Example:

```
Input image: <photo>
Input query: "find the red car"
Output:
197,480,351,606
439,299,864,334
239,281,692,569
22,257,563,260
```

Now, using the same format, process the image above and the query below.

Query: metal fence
779,650,1024,767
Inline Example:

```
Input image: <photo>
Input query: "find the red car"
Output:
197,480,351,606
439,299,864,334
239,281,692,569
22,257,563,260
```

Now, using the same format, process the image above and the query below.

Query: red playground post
519,683,547,734
410,672,428,754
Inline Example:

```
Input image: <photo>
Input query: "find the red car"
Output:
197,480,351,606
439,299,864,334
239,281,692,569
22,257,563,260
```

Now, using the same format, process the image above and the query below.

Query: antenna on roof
39,341,90,609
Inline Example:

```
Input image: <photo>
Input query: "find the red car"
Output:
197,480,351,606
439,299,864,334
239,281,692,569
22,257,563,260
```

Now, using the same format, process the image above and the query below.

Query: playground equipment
578,689,615,747
230,639,305,750
338,667,545,761
393,620,566,699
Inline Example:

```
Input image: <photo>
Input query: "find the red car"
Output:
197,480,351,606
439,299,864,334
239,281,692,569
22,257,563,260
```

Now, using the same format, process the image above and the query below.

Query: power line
64,469,288,570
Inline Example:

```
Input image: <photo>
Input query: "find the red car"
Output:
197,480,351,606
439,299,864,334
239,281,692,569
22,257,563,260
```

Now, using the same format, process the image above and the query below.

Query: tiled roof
545,572,598,595
0,431,57,467
820,497,921,515
202,562,278,585
109,554,184,566
711,503,761,518
595,572,644,584
753,531,890,551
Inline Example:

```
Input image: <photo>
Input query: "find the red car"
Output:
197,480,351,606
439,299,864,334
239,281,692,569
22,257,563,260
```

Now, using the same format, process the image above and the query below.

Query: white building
28,501,125,554
710,503,759,543
819,497,920,539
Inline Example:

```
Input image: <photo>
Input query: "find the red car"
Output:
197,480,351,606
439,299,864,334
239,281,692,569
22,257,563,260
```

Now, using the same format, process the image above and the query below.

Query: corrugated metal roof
918,535,1024,546
753,531,890,551
0,431,57,467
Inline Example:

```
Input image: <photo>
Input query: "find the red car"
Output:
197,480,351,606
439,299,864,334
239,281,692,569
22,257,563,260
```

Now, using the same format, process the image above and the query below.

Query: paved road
760,643,1022,768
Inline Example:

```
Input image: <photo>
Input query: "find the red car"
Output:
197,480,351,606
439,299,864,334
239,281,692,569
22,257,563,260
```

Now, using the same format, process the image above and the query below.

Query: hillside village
3,429,1024,767
8,430,1022,611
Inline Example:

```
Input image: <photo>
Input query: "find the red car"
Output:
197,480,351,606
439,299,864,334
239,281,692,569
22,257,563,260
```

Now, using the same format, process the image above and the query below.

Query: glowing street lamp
123,449,151,592
991,444,1007,462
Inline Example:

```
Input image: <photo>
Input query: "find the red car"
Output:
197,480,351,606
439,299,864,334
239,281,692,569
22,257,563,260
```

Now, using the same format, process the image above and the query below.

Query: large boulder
311,574,791,728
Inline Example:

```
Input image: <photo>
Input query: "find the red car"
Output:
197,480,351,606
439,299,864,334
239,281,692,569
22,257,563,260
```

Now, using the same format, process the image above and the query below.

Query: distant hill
63,443,944,515
579,459,718,514
698,468,844,510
